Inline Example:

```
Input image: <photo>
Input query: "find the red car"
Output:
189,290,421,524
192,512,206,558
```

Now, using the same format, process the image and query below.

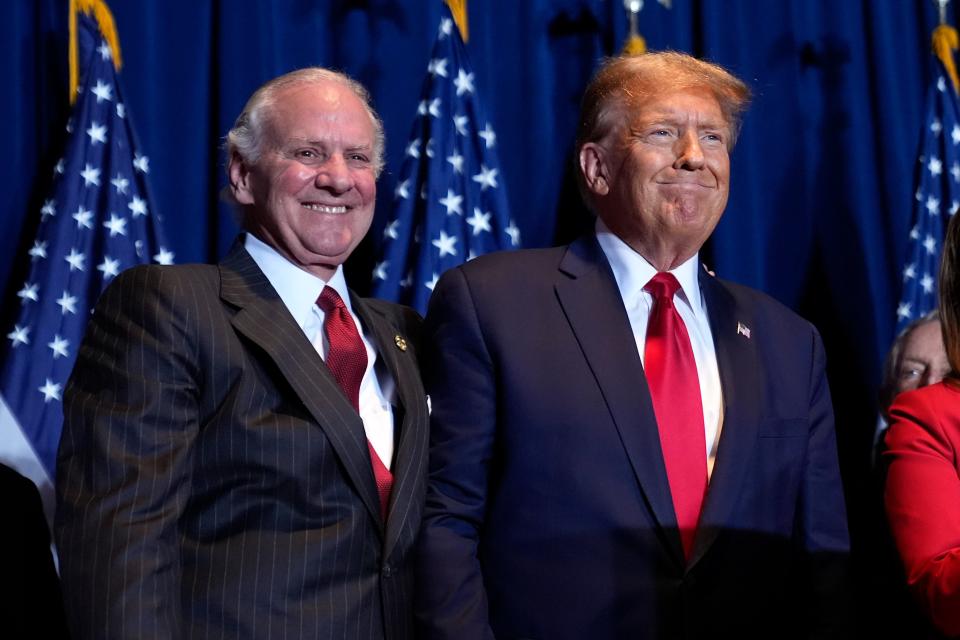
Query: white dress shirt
244,233,396,468
595,220,724,479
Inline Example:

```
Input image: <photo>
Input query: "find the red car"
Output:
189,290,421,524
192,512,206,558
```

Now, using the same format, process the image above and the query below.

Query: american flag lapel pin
737,322,751,339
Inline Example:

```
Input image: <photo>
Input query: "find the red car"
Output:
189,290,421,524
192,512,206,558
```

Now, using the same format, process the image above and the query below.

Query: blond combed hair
575,51,751,208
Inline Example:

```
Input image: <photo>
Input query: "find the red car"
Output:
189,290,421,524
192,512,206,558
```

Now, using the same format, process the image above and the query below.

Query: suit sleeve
797,328,852,638
415,267,497,640
56,266,201,640
884,390,960,637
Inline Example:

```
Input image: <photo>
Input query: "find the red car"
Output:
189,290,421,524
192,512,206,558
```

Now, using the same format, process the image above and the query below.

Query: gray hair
225,67,385,177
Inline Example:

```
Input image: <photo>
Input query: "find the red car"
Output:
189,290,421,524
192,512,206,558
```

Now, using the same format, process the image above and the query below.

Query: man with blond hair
417,52,850,639
56,68,428,640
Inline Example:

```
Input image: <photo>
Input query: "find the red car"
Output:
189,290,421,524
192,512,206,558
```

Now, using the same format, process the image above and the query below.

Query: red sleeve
884,385,960,637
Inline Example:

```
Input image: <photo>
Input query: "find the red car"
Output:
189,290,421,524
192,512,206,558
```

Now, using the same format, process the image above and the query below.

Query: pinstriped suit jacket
55,242,429,640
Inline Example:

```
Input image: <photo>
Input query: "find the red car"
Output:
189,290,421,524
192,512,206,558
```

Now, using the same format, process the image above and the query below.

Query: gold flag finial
69,0,123,104
933,25,960,93
622,0,646,55
445,0,469,43
932,0,959,93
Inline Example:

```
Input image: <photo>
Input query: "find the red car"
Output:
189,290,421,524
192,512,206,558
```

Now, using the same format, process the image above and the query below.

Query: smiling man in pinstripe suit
55,68,429,640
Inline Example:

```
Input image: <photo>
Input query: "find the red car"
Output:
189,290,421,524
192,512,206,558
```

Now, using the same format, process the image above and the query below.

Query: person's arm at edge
884,387,960,637
56,266,200,640
415,265,497,640
798,327,852,638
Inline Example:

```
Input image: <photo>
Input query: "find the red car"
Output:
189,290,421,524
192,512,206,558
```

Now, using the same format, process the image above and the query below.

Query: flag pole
1,0,170,523
445,0,469,43
622,1,646,55
934,0,960,93
69,0,123,104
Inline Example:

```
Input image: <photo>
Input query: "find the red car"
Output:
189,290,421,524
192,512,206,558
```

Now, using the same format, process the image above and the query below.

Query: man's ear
227,151,256,206
579,142,610,196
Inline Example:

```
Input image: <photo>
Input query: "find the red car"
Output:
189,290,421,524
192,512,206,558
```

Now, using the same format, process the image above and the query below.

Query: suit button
382,563,393,579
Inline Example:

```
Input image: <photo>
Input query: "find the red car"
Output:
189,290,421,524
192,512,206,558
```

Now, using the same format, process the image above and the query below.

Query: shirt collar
244,232,354,330
594,218,705,315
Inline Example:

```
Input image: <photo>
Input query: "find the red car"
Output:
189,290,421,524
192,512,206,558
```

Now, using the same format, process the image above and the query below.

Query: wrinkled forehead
596,84,729,142
903,321,946,357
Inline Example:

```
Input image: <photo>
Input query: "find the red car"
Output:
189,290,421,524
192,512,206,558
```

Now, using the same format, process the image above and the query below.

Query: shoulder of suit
104,262,220,302
455,246,567,279
113,261,217,285
709,275,818,336
116,261,217,278
361,296,422,328
428,247,569,304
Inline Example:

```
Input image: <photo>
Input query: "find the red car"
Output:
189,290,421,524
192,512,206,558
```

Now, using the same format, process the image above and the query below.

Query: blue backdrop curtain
2,0,951,631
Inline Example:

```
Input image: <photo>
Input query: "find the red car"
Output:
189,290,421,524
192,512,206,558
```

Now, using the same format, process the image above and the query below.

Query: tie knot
644,272,681,300
317,286,346,313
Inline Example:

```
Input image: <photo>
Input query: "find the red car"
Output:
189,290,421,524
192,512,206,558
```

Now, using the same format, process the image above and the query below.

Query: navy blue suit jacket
416,235,850,639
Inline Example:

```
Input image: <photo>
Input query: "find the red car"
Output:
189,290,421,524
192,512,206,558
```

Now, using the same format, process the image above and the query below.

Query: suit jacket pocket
752,418,808,529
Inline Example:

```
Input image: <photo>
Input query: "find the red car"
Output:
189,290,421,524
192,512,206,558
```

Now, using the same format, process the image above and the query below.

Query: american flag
0,11,171,518
372,7,519,314
895,61,960,333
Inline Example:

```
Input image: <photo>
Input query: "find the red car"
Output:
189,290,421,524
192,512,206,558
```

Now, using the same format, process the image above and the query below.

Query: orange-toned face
581,87,730,269
229,81,377,280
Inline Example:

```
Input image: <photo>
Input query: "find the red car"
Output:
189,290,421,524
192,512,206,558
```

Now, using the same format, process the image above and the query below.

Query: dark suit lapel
689,272,762,568
554,236,684,565
218,242,384,529
351,295,428,558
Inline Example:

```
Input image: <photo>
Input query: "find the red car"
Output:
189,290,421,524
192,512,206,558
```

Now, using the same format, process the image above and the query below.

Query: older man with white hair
56,67,428,640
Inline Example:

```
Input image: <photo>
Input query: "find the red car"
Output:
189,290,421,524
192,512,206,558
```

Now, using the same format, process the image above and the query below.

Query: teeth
303,204,348,214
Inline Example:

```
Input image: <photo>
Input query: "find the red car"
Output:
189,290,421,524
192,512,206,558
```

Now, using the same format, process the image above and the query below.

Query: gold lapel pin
394,335,408,351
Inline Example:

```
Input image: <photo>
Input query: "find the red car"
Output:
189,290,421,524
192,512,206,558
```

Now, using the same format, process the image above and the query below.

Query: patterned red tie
643,272,707,561
317,286,393,520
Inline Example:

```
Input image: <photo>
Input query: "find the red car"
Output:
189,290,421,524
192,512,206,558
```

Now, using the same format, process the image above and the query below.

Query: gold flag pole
621,0,671,56
69,0,123,104
933,0,960,92
622,0,646,55
445,0,469,43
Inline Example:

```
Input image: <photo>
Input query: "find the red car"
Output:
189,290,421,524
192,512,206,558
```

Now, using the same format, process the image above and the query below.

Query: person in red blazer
885,210,960,638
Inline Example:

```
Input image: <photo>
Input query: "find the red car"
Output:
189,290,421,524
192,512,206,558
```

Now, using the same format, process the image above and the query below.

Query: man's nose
315,155,352,192
674,131,705,170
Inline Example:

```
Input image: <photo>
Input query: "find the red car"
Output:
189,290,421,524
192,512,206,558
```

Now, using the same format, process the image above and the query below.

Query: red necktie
317,286,393,519
643,272,707,561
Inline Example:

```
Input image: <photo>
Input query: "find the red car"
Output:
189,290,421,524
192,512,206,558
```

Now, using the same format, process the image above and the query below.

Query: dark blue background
3,1,952,631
